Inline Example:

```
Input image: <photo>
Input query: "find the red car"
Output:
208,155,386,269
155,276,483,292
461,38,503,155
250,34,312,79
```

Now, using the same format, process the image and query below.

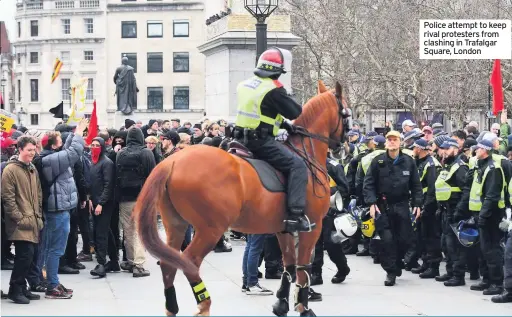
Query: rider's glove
281,120,297,134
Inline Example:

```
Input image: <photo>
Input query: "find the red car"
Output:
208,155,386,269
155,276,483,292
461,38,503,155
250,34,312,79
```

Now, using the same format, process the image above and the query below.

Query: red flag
490,59,504,115
85,100,98,145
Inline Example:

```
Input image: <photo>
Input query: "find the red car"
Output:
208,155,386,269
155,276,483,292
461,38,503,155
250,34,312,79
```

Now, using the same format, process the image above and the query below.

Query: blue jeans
185,225,193,244
242,234,267,287
44,211,71,289
27,227,46,287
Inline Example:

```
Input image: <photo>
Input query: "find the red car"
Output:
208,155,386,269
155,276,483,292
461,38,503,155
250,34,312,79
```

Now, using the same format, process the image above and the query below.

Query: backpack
81,153,93,190
116,147,144,190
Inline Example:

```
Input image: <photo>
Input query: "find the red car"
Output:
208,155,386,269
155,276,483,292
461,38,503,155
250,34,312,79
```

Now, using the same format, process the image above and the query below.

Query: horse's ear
317,80,327,94
335,81,342,97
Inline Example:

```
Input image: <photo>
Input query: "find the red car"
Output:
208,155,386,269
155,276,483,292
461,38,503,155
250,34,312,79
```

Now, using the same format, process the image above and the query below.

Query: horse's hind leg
272,233,296,317
182,230,224,316
159,209,188,316
295,229,322,317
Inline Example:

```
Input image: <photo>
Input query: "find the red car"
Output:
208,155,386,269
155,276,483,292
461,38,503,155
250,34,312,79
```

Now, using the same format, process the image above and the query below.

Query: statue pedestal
198,13,300,122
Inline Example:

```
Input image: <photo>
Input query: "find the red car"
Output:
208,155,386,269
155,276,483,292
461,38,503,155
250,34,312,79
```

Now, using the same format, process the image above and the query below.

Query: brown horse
133,81,349,316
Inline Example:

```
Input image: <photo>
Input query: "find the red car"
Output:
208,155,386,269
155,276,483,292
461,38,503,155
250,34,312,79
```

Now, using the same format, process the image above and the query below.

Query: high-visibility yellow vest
361,150,386,175
469,158,506,211
402,148,414,157
235,76,284,135
435,161,464,201
421,156,441,194
469,156,478,169
329,177,336,187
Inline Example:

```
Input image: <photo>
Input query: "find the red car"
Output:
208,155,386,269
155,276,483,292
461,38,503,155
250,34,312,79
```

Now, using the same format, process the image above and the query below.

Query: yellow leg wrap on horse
190,281,210,304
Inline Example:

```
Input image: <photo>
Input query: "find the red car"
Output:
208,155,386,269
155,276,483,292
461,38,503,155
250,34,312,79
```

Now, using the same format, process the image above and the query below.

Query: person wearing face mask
88,137,116,278
410,139,442,277
433,138,469,287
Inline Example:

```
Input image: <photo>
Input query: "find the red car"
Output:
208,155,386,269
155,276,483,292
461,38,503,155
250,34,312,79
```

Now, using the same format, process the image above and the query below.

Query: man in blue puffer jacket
38,119,87,299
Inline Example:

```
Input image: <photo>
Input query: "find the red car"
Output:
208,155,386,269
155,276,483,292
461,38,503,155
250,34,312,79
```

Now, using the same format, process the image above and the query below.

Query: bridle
285,91,351,198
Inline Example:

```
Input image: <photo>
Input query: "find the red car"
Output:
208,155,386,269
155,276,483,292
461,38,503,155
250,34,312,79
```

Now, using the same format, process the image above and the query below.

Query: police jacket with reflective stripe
363,151,423,207
259,86,302,135
437,156,468,212
476,156,505,219
416,155,439,211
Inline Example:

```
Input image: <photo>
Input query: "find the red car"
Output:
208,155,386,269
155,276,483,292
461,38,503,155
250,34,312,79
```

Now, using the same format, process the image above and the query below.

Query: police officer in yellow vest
353,135,386,258
433,138,469,287
347,131,378,207
467,139,506,295
234,47,314,233
311,154,351,286
410,139,443,278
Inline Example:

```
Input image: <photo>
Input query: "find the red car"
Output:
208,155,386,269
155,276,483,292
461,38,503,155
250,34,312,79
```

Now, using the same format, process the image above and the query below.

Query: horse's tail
133,160,199,275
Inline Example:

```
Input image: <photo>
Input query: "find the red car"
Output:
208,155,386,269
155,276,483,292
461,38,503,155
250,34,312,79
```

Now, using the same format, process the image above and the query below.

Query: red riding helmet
254,47,288,78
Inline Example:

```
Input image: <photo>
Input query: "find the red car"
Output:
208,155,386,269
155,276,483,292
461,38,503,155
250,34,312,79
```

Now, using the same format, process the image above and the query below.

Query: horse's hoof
300,309,316,316
272,298,289,316
165,309,175,316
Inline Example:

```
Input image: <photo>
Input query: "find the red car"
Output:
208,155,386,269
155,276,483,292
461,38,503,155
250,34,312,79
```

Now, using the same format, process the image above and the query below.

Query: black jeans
10,241,36,287
504,232,512,289
246,136,308,211
443,212,467,278
258,234,282,273
421,211,443,268
480,216,504,285
78,202,91,254
375,201,415,274
93,202,118,265
312,216,349,275
60,208,79,267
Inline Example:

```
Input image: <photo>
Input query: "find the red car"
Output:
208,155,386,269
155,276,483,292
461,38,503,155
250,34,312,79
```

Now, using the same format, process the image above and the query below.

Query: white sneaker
246,283,273,296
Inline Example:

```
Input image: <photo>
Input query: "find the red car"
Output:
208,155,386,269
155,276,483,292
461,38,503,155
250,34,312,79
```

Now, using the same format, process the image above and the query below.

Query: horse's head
317,80,351,151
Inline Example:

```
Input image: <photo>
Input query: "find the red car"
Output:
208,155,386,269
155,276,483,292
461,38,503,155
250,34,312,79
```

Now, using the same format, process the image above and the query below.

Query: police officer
411,139,442,278
434,138,469,286
234,47,314,232
491,218,511,303
363,131,423,286
468,139,505,295
311,154,351,285
354,135,386,258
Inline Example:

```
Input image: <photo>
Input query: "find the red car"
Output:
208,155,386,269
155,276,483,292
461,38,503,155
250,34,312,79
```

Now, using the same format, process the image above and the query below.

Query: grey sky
0,0,16,41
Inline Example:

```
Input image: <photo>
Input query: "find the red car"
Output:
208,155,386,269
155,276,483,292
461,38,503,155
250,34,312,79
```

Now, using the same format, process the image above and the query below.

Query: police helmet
450,219,479,247
331,213,358,244
254,47,288,78
359,208,376,238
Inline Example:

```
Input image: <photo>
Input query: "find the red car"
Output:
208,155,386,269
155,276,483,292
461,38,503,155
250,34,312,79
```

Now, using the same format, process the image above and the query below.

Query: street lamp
17,106,26,127
1,77,6,110
422,98,433,125
9,98,14,113
244,0,279,64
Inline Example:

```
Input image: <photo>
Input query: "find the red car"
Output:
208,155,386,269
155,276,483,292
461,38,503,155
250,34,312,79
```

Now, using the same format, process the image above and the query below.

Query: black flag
49,101,64,119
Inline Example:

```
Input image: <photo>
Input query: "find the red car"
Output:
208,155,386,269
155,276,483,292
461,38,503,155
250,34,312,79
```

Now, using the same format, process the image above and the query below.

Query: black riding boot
284,209,316,233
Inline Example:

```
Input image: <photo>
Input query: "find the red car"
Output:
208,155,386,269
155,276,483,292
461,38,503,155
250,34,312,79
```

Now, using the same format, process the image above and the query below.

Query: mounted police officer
363,131,423,286
234,47,314,233
434,138,469,286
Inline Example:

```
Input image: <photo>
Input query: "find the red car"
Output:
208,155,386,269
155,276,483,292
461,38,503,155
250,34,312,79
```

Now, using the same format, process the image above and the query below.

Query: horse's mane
293,91,335,129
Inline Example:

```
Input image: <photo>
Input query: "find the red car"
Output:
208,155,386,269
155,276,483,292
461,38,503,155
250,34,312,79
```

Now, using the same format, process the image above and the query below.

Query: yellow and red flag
51,58,63,84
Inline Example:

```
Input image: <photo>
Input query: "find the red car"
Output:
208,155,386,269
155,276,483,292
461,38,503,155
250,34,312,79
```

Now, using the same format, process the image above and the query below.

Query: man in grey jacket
39,119,87,299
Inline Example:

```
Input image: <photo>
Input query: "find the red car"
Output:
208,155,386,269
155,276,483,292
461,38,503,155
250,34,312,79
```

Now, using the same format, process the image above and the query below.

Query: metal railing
55,1,75,9
79,0,100,8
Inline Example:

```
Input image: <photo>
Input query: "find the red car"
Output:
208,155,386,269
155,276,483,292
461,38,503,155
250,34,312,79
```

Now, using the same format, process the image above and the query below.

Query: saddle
227,141,286,192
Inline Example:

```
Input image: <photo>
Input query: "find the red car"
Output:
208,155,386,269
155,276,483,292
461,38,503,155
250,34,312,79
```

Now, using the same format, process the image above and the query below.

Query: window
17,80,21,102
173,20,189,37
62,19,70,34
30,20,38,37
121,21,137,38
147,87,163,110
17,53,21,64
30,114,39,126
173,52,189,72
84,50,94,61
61,51,70,62
84,18,93,34
17,22,21,37
30,52,38,64
61,79,71,101
86,79,94,100
147,53,163,73
147,21,163,38
30,79,39,102
173,86,189,109
122,53,137,73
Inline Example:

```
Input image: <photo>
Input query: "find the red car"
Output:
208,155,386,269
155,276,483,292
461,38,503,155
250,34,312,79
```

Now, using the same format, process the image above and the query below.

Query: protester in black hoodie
116,128,155,277
88,137,116,278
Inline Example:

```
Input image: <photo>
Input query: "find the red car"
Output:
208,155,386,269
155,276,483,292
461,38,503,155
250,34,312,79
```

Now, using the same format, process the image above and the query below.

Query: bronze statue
114,56,138,115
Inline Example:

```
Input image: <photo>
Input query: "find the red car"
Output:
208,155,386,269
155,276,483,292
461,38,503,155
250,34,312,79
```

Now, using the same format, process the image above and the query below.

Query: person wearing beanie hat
125,119,136,129
434,131,470,287
410,137,442,278
362,125,423,286
160,130,181,159
191,123,205,145
431,135,450,160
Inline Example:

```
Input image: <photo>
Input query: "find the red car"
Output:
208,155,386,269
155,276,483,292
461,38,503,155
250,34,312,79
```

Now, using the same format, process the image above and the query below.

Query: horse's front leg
272,233,296,316
295,228,322,317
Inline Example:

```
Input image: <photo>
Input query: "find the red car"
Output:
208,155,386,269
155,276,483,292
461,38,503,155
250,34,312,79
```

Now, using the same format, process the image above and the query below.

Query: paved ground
2,237,512,316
